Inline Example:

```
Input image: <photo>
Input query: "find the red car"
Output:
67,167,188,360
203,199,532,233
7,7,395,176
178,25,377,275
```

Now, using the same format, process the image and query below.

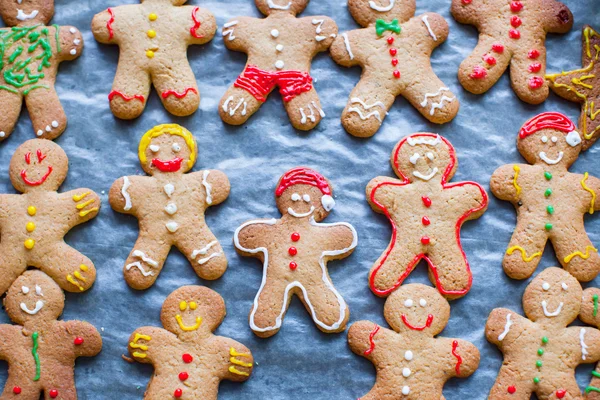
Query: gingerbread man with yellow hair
109,124,230,290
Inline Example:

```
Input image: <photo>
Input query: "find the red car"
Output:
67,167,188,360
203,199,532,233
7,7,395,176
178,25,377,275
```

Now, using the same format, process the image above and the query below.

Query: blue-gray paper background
0,0,599,398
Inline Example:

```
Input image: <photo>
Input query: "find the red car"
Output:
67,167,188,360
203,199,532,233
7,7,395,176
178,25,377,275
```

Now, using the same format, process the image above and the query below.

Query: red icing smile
152,158,183,172
21,167,53,186
401,314,434,331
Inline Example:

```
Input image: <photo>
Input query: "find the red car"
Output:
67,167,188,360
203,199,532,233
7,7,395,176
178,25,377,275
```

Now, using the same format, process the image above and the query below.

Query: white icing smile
288,206,315,218
16,9,39,21
539,152,564,165
541,300,563,317
369,0,395,12
413,168,438,181
20,300,44,315
267,0,292,10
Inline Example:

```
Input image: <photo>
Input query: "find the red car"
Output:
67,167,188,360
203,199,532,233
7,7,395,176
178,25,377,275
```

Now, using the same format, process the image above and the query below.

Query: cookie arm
485,307,524,348
541,1,573,34
347,320,382,359
185,5,217,45
57,26,84,61
581,174,600,212
60,189,101,227
366,176,404,212
445,338,480,378
581,287,600,327
448,181,489,218
91,7,118,44
490,164,521,203
0,325,20,360
221,17,254,52
234,219,275,255
305,16,338,52
579,327,600,363
109,176,137,215
215,337,254,382
415,13,450,50
330,29,364,67
200,169,230,206
322,223,358,258
128,327,171,365
63,320,102,357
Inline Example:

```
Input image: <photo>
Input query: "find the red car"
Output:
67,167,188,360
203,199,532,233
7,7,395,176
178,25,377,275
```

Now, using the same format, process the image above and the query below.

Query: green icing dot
547,205,554,215
545,223,553,231
542,337,549,344
544,171,552,180
536,360,542,368
545,188,552,197
533,377,540,384
538,348,544,356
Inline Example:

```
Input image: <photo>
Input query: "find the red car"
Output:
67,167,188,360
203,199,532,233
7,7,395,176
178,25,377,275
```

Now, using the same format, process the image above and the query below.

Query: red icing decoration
179,372,189,381
509,29,521,39
174,388,183,398
510,16,522,28
528,49,540,59
289,261,298,270
234,65,313,103
528,76,544,89
364,325,380,356
13,387,21,394
510,1,523,12
108,90,145,103
556,390,566,399
291,232,300,242
21,167,53,186
387,37,394,44
288,247,297,256
182,353,193,363
391,59,398,66
462,0,473,3
74,337,84,345
25,152,31,165
422,216,430,226
152,158,183,173
106,8,115,40
421,236,430,245
519,112,576,139
368,134,487,297
528,63,542,73
190,7,203,38
470,65,487,79
483,55,496,66
401,314,434,331
389,48,397,56
452,341,463,375
49,390,58,398
492,43,504,53
37,149,46,163
161,88,198,99
393,70,401,79
275,167,331,197
508,386,516,394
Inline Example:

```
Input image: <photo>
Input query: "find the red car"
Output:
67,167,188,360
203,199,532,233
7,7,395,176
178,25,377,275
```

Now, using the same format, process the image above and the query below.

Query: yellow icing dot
26,222,35,232
149,13,157,21
146,50,155,58
27,206,36,216
179,301,187,311
189,301,197,310
79,264,89,272
147,30,156,38
24,239,35,250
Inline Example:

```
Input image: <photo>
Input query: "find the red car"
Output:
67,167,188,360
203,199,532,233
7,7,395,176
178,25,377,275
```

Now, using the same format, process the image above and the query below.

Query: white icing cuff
321,195,335,211
566,130,582,147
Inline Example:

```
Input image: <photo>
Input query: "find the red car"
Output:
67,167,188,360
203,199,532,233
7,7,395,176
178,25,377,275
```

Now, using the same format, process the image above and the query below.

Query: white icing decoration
0,132,5,138
35,285,42,296
36,130,43,137
498,313,512,341
198,252,222,265
149,145,160,152
223,20,238,41
288,206,315,218
291,193,301,201
122,176,132,211
224,20,238,28
561,282,568,291
541,300,563,317
321,195,335,211
541,136,548,143
420,88,452,113
267,0,292,10
132,250,159,267
166,221,179,233
426,152,434,161
566,130,582,147
402,386,410,395
409,153,420,165
421,15,437,41
191,241,218,259
125,261,155,276
70,49,77,55
404,299,413,307
51,121,59,128
315,35,327,42
271,29,280,38
351,98,387,112
275,60,285,70
172,143,181,152
542,282,550,291
20,300,44,315
74,39,81,45
165,203,177,215
551,136,558,143
45,125,51,132
413,168,439,181
69,27,77,34
223,96,234,112
276,44,284,52
404,350,413,361
581,328,589,360
312,19,324,34
402,367,411,377
17,9,39,21
539,151,564,165
348,107,382,122
242,101,247,116
21,286,29,294
341,33,354,60
303,194,311,202
407,135,441,147
229,98,245,116
369,0,395,12
428,96,455,116
164,183,174,198
202,170,213,205
419,299,427,307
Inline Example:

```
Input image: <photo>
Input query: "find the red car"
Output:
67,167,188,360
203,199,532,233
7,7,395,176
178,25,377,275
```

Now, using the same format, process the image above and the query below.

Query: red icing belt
234,65,313,102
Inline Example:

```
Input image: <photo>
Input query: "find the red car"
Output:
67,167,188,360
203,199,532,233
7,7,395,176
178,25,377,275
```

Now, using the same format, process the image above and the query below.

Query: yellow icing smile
175,314,202,331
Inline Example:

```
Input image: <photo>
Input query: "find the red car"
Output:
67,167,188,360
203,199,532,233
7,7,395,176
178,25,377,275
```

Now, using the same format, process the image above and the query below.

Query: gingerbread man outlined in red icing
367,133,488,299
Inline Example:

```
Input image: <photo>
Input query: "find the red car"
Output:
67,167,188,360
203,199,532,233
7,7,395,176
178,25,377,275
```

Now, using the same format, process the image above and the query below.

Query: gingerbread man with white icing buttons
91,0,216,119
0,139,100,295
491,112,600,282
218,0,337,131
486,267,600,399
109,124,230,290
128,285,253,399
366,133,488,299
0,270,102,399
348,283,480,399
0,0,83,141
234,167,357,338
330,0,459,138
451,0,573,105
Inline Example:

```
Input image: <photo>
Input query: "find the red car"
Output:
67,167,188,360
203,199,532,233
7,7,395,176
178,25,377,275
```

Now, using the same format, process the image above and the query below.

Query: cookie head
393,134,456,184
138,124,197,176
4,270,64,326
347,0,416,27
517,112,581,168
275,167,335,222
0,0,54,26
161,286,226,337
9,139,68,193
255,0,308,16
384,283,450,336
523,267,582,326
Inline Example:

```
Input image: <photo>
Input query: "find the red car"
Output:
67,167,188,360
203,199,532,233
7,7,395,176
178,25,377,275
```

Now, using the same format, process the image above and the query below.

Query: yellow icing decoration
564,246,598,263
66,274,84,291
179,301,187,311
79,264,88,272
79,207,98,217
138,124,197,169
147,30,156,38
146,50,155,58
24,239,35,250
230,357,253,367
130,333,151,351
512,165,521,197
506,246,542,262
72,192,90,202
229,366,249,376
132,352,147,359
175,315,202,331
189,301,197,310
149,13,158,21
230,347,251,357
76,199,95,210
27,206,36,216
73,271,86,281
26,222,35,232
581,172,596,214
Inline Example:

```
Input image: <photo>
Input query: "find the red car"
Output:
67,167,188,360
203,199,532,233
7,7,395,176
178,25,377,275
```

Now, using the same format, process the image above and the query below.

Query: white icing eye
404,299,414,307
172,143,181,152
35,285,43,296
291,193,301,201
419,299,427,307
542,282,550,291
303,194,311,203
561,282,568,291
21,286,29,294
149,145,160,152
426,152,434,161
409,153,420,165
541,136,548,143
551,136,558,143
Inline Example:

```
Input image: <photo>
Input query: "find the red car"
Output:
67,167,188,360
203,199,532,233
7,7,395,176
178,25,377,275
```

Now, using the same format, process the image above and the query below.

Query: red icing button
174,388,183,398
291,232,300,242
528,49,540,59
393,70,400,79
389,48,397,56
179,372,189,381
49,390,58,398
289,261,298,270
470,65,488,79
422,216,431,226
288,247,297,256
510,1,523,12
556,389,566,399
387,36,394,44
510,16,522,27
182,353,193,363
421,196,432,207
391,59,398,66
529,76,544,89
509,29,521,39
74,337,84,345
528,63,542,73
462,0,473,3
483,55,496,65
508,386,516,394
13,386,21,394
492,43,504,53
421,236,430,245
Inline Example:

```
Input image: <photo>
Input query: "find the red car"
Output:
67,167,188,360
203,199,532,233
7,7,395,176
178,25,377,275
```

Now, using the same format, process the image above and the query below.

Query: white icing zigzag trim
202,170,213,205
222,20,238,41
126,262,155,277
132,250,158,267
122,176,132,211
191,240,218,259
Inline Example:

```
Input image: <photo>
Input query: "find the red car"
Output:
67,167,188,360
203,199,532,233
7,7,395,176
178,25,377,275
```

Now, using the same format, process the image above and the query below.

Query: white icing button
402,386,410,395
402,367,411,377
165,203,177,215
419,299,427,307
164,183,175,197
276,44,284,52
74,39,81,45
542,282,550,291
404,350,413,361
404,299,413,307
0,131,5,138
51,120,59,128
166,221,179,233
45,125,51,132
275,60,284,70
562,282,568,291
36,130,43,136
70,49,77,55
271,29,279,38
69,27,76,34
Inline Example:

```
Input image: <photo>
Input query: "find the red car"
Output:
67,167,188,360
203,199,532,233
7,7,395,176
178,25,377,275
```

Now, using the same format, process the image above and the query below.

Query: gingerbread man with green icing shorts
579,287,600,398
128,285,253,399
0,139,100,295
219,0,337,131
348,283,480,399
486,267,600,399
367,133,488,299
451,0,573,104
0,270,102,399
234,167,357,338
330,0,459,137
91,0,216,119
109,124,230,290
491,112,600,282
0,0,83,141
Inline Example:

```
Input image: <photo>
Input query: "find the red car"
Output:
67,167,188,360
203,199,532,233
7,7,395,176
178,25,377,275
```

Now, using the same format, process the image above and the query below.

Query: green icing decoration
594,294,598,317
32,331,40,381
536,360,542,368
375,19,401,36
542,336,548,344
544,171,552,180
547,205,554,215
592,370,600,378
537,348,544,356
545,223,553,231
545,188,552,197
533,377,540,384
586,386,600,394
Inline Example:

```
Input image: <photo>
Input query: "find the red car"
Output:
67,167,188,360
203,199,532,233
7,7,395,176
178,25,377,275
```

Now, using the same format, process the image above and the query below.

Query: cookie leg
488,367,532,399
503,221,547,280
24,87,67,140
249,279,290,338
219,86,265,126
298,276,349,333
427,242,473,299
175,234,227,280
510,45,548,105
123,236,171,290
457,36,512,95
108,63,150,120
368,242,420,297
38,243,96,293
341,78,394,138
552,233,600,282
1,380,39,398
284,89,325,131
43,375,76,400
402,72,459,124
586,367,600,400
0,91,23,141
0,248,27,295
151,62,200,117
537,379,580,400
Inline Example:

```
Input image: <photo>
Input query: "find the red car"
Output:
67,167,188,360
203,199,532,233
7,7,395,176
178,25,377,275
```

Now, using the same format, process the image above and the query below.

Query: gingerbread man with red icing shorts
367,133,488,299
219,0,337,131
0,0,83,141
234,167,357,338
109,124,230,290
0,270,102,399
451,0,573,104
491,112,600,282
128,285,253,399
330,0,459,137
348,283,480,399
486,267,600,399
91,0,216,119
0,139,100,295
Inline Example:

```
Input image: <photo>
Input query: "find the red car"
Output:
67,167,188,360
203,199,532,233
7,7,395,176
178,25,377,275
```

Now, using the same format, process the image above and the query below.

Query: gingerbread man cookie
128,285,253,399
348,283,479,399
0,139,100,295
491,112,600,282
91,0,216,119
579,288,600,398
546,26,600,151
451,0,573,104
218,0,337,131
0,270,102,399
109,124,230,290
330,0,459,137
234,167,357,337
486,267,600,399
366,133,488,299
0,0,83,141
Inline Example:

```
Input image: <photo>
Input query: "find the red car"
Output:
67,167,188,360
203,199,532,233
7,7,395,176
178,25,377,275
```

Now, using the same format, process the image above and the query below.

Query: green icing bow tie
376,19,401,36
